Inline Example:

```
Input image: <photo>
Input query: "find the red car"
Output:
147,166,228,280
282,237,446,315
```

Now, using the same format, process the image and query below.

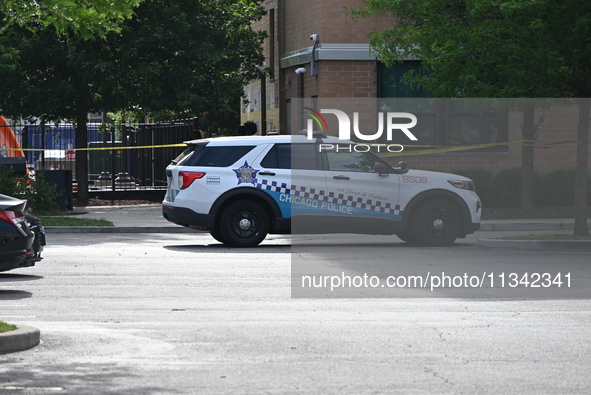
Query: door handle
333,175,350,180
259,171,276,176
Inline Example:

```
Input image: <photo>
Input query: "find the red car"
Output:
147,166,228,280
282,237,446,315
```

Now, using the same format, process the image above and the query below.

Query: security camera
310,34,320,42
295,67,306,75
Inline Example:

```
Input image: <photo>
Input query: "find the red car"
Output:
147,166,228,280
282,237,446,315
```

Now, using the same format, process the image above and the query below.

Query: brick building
241,0,588,175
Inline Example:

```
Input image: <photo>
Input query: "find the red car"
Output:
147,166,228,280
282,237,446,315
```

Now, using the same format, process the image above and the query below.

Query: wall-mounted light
295,68,306,98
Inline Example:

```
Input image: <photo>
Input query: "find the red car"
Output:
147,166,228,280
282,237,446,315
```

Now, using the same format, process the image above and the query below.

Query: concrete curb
480,221,580,231
477,238,591,251
0,325,40,354
45,226,201,234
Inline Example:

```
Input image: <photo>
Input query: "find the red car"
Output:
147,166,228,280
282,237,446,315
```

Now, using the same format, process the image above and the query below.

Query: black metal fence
1,118,198,193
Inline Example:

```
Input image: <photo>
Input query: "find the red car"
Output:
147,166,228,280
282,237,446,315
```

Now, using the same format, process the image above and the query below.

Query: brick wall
281,0,393,50
317,61,376,97
282,61,376,99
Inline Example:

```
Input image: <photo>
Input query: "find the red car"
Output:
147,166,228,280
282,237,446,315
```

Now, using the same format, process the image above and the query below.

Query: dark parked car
0,194,45,273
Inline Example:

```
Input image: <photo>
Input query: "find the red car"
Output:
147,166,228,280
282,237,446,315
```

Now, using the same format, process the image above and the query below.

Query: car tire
219,200,269,248
411,200,460,247
396,231,418,245
209,228,225,244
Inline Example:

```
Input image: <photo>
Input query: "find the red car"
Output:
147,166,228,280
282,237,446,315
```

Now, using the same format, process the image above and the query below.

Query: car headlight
448,180,476,191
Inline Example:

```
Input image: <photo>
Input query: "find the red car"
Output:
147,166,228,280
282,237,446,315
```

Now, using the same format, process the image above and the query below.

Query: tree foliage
1,0,143,39
0,167,58,213
354,0,590,234
1,0,266,121
354,0,577,97
111,0,267,121
0,0,266,202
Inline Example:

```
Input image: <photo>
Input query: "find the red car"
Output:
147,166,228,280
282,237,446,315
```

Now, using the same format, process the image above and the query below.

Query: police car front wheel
411,200,460,247
219,200,269,248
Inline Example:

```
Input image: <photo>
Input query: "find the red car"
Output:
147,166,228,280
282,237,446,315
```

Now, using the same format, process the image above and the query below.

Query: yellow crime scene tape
375,139,534,157
0,139,549,156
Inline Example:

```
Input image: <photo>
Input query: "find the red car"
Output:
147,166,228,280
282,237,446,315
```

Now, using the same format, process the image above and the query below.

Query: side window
185,146,255,167
173,144,205,165
260,144,287,168
261,144,319,170
326,149,378,173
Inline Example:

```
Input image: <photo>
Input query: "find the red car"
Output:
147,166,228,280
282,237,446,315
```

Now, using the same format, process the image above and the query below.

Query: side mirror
393,161,409,174
374,162,392,176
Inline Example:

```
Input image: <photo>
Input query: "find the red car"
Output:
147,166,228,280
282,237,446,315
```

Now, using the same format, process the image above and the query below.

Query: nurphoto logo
304,108,418,152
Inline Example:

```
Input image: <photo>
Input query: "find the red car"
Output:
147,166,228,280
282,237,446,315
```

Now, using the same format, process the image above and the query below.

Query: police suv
162,135,481,247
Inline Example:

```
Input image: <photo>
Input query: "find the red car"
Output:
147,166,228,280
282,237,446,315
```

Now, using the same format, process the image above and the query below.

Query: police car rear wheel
219,201,269,248
396,231,418,245
209,228,225,244
412,200,460,247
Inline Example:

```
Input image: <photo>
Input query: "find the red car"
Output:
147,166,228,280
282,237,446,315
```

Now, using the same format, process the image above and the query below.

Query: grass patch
482,206,591,220
0,321,17,333
40,217,114,227
499,234,591,241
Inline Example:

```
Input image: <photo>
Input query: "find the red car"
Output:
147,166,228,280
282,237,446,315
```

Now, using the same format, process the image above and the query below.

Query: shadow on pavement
0,274,44,282
164,243,291,253
0,290,33,300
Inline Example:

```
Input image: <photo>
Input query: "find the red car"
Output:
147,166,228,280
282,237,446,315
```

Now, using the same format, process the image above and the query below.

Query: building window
378,62,508,153
378,61,429,98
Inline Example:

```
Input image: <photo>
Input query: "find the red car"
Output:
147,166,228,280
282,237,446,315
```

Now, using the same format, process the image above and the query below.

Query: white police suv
162,135,481,247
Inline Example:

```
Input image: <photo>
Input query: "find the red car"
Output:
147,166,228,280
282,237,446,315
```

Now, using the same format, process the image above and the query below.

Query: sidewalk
47,204,197,233
44,204,591,250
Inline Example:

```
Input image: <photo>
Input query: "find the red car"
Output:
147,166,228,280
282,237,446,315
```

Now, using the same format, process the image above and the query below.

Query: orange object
0,116,25,157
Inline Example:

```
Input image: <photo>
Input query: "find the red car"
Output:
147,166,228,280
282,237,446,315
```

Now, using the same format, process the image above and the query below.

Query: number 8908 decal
402,175,428,184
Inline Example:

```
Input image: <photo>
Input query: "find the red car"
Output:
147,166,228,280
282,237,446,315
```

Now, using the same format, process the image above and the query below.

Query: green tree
543,2,591,237
1,0,143,39
111,0,266,120
0,0,266,203
0,22,125,203
353,0,590,235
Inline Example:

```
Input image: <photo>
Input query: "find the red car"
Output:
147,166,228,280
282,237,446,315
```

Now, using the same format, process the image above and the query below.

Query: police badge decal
233,161,259,185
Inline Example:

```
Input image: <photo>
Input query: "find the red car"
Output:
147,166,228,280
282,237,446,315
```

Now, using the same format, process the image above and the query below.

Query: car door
322,146,402,234
256,142,327,232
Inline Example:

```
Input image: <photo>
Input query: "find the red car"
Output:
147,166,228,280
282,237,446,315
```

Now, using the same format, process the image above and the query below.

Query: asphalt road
1,232,590,394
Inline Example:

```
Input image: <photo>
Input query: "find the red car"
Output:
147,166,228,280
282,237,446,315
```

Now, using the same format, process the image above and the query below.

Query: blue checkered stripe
256,179,402,216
